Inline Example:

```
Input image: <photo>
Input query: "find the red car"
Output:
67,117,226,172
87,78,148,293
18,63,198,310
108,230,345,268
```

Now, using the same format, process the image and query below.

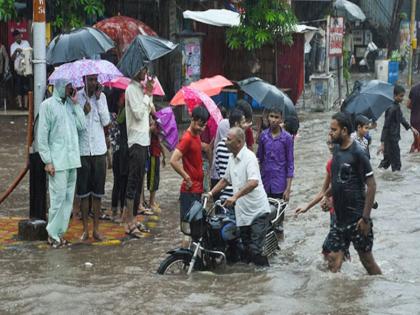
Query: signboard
181,37,201,85
7,20,29,50
328,17,344,56
33,0,46,22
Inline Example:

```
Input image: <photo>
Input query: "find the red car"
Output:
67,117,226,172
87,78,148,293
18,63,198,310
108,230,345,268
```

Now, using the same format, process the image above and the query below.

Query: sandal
60,238,71,246
112,215,123,223
150,204,161,213
136,222,150,233
125,225,144,239
48,237,62,249
139,209,154,216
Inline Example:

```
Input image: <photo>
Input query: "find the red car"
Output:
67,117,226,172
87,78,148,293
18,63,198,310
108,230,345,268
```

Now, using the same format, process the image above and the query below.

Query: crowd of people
35,60,420,273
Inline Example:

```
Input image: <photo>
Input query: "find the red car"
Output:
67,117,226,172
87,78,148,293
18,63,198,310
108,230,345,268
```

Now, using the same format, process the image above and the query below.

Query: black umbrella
342,80,394,121
117,35,178,78
238,77,299,134
46,27,115,65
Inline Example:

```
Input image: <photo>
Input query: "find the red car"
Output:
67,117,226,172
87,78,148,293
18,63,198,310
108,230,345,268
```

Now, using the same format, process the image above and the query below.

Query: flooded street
1,109,420,315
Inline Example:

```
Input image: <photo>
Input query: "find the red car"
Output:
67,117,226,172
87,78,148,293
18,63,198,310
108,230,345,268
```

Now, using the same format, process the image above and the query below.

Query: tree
50,0,105,33
387,0,405,56
0,0,17,21
226,0,298,50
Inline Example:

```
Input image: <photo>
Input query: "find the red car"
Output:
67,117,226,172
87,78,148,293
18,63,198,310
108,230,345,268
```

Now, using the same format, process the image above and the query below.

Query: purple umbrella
49,59,123,87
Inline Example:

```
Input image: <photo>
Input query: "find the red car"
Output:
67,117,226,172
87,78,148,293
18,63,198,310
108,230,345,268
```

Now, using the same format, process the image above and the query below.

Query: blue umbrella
46,27,115,65
342,80,394,121
118,35,178,78
237,77,299,134
237,77,296,117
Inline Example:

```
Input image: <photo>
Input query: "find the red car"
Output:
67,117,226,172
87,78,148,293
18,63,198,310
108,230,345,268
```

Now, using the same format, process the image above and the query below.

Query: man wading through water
325,112,382,275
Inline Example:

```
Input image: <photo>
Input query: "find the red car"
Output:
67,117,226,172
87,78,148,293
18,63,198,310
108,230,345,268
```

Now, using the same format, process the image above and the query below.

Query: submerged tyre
157,254,193,275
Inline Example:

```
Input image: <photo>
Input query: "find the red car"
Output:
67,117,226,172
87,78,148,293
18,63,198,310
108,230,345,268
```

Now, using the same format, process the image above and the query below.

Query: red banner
328,17,344,57
7,20,29,49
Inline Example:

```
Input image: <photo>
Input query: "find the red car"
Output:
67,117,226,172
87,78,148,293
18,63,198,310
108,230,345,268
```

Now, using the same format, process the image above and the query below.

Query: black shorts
14,74,30,96
147,156,160,192
179,192,201,220
327,220,374,253
76,154,107,198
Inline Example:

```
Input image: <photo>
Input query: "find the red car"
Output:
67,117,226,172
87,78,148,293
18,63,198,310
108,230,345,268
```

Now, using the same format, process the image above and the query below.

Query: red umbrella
94,16,157,58
103,76,165,96
170,75,233,105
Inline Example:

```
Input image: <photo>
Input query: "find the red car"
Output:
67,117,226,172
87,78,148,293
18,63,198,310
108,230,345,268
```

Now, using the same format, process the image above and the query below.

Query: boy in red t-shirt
170,106,210,226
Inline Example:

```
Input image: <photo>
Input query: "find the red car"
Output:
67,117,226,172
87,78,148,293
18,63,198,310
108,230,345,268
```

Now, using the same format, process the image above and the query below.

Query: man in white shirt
76,75,110,241
209,127,271,266
10,30,31,109
123,65,155,238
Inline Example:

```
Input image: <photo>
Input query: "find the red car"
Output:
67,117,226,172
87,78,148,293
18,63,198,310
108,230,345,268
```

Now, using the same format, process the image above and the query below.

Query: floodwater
1,108,420,315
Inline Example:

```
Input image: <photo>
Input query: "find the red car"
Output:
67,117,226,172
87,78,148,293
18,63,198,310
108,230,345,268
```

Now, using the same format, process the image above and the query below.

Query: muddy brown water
1,111,419,314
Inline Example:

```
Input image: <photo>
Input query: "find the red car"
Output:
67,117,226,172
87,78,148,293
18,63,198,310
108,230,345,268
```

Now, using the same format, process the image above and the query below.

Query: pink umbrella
181,87,223,138
48,59,122,87
103,76,165,96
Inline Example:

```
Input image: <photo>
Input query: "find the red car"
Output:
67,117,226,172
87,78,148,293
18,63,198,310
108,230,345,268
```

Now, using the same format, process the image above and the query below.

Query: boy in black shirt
326,112,382,275
378,85,419,171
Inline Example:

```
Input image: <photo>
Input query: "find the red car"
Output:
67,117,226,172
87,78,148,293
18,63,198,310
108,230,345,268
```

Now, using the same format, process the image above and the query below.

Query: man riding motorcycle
208,127,271,266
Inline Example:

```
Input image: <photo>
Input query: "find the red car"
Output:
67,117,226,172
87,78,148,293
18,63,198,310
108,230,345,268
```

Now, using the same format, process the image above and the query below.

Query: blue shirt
257,128,294,194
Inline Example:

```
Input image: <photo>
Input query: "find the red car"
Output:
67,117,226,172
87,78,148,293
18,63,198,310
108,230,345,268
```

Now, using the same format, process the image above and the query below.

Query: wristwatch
362,216,370,224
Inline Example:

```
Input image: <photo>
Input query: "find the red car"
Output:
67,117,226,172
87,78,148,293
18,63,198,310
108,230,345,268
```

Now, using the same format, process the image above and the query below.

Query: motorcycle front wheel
157,254,196,275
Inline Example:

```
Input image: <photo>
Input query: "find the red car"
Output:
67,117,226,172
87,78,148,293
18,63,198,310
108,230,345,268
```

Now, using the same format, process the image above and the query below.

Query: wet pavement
1,85,420,314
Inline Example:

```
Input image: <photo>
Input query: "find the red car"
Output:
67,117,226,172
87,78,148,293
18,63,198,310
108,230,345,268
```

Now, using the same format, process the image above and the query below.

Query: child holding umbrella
378,84,419,171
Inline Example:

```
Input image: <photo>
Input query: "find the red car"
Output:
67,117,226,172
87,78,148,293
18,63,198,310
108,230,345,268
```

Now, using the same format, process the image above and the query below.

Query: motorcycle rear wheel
157,254,194,275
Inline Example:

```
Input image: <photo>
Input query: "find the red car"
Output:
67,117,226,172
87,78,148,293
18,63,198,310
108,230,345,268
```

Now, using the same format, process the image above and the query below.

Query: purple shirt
257,128,294,194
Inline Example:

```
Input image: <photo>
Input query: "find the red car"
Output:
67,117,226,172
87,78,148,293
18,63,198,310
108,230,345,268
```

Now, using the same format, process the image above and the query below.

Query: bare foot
80,231,89,241
93,231,104,241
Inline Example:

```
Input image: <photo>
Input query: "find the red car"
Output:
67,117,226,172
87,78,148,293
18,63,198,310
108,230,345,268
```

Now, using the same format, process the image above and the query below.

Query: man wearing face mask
37,79,86,247
76,75,110,241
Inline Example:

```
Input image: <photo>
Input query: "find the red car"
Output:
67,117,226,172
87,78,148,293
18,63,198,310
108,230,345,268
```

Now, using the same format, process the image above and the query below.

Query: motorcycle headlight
181,221,191,235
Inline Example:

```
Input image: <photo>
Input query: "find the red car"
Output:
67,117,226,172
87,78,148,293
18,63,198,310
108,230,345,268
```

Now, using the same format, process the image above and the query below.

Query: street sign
33,0,46,22
328,17,344,56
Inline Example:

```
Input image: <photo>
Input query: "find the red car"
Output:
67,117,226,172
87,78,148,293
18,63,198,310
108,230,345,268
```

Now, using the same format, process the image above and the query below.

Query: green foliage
343,50,351,82
0,0,17,21
52,0,105,32
226,0,297,50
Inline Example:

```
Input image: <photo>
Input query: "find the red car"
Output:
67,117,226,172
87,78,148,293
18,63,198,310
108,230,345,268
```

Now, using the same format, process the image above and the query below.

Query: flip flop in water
125,225,144,239
48,237,62,249
60,238,71,247
135,222,150,233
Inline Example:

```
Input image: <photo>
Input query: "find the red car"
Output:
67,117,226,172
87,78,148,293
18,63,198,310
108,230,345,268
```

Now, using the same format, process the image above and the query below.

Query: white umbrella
334,0,366,22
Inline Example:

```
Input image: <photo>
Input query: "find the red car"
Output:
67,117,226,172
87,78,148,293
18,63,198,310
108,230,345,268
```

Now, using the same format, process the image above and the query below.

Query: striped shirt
215,138,234,199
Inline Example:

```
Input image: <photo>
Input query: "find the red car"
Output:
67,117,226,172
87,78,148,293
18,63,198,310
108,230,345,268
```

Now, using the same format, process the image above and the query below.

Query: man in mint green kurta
37,80,86,245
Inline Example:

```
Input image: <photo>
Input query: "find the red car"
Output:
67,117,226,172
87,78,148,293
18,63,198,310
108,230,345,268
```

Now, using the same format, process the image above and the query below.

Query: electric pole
32,0,46,117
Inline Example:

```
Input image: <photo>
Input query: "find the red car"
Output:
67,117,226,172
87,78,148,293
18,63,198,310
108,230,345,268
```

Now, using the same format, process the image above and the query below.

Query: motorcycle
157,197,288,275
